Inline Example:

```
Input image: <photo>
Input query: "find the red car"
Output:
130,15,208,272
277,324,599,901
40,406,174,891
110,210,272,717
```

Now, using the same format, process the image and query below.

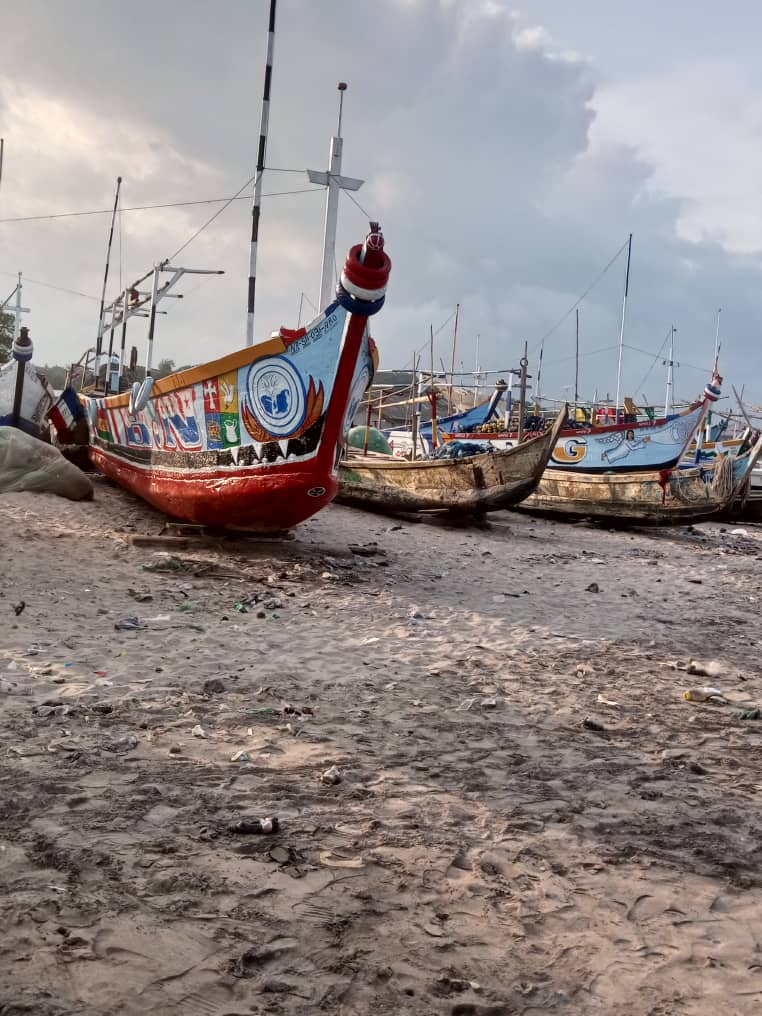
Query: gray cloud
1,0,760,411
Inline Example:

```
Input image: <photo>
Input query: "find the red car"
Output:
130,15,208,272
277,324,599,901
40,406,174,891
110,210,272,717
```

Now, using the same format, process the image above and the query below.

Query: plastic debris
113,734,139,750
321,765,342,785
234,602,249,613
191,724,207,738
319,850,364,868
230,750,252,763
582,717,605,731
480,697,498,709
597,694,619,707
687,659,723,678
142,557,186,573
12,601,25,616
585,582,600,594
739,708,760,720
683,687,726,703
114,616,141,631
230,817,279,835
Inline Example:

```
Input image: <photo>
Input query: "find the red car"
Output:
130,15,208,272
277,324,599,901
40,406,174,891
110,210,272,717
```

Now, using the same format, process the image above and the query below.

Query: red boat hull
90,445,337,530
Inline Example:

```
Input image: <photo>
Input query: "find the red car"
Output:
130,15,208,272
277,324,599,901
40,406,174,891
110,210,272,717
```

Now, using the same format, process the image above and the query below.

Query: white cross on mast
307,83,364,311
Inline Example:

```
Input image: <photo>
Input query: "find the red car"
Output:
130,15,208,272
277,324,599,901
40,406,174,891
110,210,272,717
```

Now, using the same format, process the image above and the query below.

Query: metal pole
363,399,372,455
518,342,529,443
318,83,348,310
614,232,633,421
574,307,579,416
411,355,420,460
713,306,722,371
14,272,22,340
536,341,544,409
664,326,676,417
246,0,277,347
0,139,4,197
11,326,33,427
94,175,122,385
105,308,118,394
118,288,129,389
145,266,160,376
448,302,460,414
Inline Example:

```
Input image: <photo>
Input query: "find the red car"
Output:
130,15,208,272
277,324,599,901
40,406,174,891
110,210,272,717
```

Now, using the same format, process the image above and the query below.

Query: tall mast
448,302,460,414
308,84,364,310
664,325,677,417
574,307,579,416
246,0,277,347
94,175,122,386
713,306,722,370
614,232,633,421
14,272,23,339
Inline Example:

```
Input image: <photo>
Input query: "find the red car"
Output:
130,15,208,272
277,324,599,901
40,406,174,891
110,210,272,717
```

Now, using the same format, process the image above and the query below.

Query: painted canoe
83,227,391,531
441,376,722,474
337,405,566,515
0,327,55,440
517,440,762,526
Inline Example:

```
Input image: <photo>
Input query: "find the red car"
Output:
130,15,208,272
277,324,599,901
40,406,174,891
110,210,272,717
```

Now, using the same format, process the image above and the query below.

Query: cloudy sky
2,0,761,408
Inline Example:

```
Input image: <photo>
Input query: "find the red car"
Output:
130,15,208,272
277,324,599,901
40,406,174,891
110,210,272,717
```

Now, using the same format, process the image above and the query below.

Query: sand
1,478,762,1015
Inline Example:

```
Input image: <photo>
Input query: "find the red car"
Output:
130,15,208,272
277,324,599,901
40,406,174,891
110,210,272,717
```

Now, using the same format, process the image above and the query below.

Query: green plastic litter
739,708,760,720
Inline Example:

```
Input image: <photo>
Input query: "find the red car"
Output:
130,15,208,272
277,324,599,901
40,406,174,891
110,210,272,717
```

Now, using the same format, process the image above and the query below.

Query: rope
166,173,258,261
528,236,631,354
0,186,320,225
711,454,734,500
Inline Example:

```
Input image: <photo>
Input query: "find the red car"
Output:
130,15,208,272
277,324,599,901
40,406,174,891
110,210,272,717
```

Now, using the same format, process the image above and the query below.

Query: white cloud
590,64,762,254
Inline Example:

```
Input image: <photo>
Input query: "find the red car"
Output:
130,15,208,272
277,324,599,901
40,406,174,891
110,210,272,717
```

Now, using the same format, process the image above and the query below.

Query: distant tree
153,357,176,380
0,311,12,362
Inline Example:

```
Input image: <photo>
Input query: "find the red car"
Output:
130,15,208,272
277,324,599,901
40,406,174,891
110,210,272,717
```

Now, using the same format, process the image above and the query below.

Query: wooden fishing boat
442,375,722,474
517,439,762,525
337,405,566,515
84,227,390,531
0,326,55,440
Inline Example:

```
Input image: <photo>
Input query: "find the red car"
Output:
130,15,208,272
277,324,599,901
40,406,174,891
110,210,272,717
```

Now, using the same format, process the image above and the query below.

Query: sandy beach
2,480,762,1015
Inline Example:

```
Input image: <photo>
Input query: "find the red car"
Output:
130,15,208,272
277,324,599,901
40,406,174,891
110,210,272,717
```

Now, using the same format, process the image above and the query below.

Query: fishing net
0,427,93,501
711,454,735,501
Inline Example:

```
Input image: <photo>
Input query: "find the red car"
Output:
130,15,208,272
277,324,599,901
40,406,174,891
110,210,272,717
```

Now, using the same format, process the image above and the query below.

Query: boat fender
336,227,391,317
129,377,154,415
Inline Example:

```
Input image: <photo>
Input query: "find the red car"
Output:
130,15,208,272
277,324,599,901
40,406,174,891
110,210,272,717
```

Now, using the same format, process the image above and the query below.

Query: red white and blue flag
48,386,85,434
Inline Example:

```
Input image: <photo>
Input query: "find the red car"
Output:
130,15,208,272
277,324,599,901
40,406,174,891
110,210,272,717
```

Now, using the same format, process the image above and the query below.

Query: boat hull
0,358,54,440
518,443,762,525
85,289,383,531
90,444,338,530
444,398,710,473
338,406,566,515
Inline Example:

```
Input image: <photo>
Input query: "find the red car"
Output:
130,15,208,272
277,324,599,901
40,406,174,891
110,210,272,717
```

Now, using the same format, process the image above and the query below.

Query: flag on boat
48,386,85,435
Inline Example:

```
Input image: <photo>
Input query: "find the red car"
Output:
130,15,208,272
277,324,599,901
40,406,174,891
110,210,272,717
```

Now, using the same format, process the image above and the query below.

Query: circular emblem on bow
246,355,307,438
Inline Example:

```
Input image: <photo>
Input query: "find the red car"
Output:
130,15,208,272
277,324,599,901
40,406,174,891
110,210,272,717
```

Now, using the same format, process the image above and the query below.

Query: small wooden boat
517,440,762,525
0,326,55,440
337,405,566,516
84,228,390,531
